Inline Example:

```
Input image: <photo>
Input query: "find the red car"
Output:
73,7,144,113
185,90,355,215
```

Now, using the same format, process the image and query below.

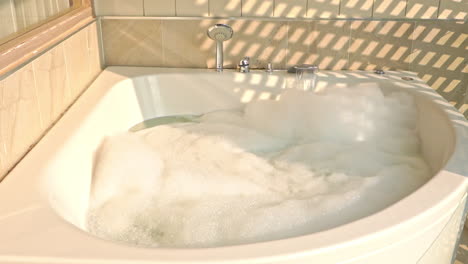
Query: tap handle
239,57,250,66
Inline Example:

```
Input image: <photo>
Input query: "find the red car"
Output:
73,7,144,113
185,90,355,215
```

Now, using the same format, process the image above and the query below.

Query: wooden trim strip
0,7,95,77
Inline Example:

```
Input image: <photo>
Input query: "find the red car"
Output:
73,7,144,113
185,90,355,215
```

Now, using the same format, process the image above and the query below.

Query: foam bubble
87,85,430,247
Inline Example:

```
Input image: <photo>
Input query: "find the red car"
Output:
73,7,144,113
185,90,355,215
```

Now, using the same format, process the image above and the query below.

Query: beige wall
101,18,467,117
0,21,102,179
94,0,468,19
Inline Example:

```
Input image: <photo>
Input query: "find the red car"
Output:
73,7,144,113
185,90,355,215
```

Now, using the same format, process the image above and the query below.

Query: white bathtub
1,66,467,264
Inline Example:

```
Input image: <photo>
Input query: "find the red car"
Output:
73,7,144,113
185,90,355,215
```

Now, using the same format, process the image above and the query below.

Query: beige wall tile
32,44,71,129
340,0,374,17
64,27,91,99
313,20,351,70
210,0,241,16
223,20,288,69
406,0,439,19
0,64,42,177
274,0,307,18
410,21,467,106
0,23,101,179
102,19,163,66
286,20,350,69
94,0,144,16
286,21,315,67
144,0,176,16
32,22,100,131
373,0,407,18
102,19,289,69
161,19,212,67
439,0,468,19
307,0,340,18
176,0,209,16
349,21,414,70
241,0,274,17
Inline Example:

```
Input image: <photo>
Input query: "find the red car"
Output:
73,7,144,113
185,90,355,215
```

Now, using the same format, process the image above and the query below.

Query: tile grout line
161,20,166,66
347,19,352,70
404,0,408,18
62,33,72,106
409,20,415,72
338,0,342,16
273,0,275,17
98,15,467,22
86,25,92,83
285,19,289,67
436,0,441,19
240,0,243,17
30,55,45,130
371,0,375,18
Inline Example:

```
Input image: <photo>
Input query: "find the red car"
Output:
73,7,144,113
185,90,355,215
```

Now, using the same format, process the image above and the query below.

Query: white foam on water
87,84,430,247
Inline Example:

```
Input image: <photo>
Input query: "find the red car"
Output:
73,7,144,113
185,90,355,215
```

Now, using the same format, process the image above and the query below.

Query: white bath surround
0,67,467,264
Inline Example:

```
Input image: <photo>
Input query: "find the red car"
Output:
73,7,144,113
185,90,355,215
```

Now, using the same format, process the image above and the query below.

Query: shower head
207,24,233,72
207,24,233,42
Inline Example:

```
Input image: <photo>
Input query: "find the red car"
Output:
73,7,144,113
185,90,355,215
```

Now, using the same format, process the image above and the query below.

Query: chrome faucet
238,57,250,73
207,24,233,72
290,64,319,91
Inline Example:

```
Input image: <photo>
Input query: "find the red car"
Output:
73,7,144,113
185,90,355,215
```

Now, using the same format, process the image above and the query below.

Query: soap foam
87,84,430,247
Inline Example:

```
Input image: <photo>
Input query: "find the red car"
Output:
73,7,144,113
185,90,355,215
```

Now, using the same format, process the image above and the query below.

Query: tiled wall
101,18,468,117
0,21,102,179
93,0,467,118
96,0,467,118
94,0,468,19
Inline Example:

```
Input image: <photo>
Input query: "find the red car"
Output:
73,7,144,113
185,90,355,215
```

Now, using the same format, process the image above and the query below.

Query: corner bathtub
1,66,467,264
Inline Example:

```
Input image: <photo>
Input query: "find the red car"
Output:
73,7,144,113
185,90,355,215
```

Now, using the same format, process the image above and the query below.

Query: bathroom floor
456,228,468,263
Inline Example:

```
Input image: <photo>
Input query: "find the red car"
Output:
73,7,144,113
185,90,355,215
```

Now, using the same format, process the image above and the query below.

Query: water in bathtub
87,83,430,247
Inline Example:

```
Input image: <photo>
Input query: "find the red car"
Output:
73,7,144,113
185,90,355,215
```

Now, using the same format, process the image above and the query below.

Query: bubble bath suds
87,85,430,247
